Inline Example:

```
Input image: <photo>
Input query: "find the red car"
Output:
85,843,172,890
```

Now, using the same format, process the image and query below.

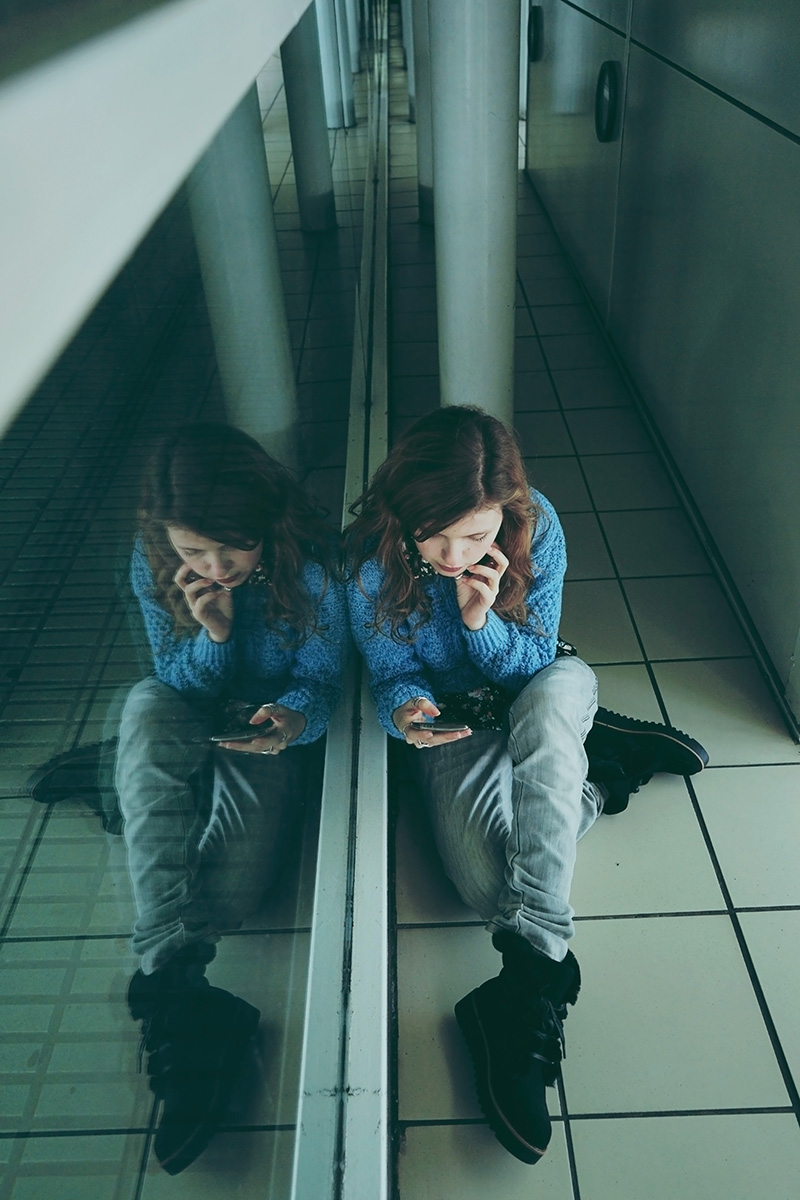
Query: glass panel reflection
0,50,366,1195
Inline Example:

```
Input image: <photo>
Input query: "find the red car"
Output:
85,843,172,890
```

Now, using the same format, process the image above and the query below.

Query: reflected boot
25,739,124,833
127,944,260,1175
586,706,709,814
454,931,580,1165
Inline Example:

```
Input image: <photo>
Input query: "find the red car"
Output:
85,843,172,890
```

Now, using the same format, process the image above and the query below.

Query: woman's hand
455,542,508,631
218,703,306,755
174,562,234,643
392,696,472,749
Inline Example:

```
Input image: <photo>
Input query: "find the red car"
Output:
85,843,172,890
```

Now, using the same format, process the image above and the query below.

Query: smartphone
185,570,221,591
209,717,274,743
407,720,470,733
462,553,496,577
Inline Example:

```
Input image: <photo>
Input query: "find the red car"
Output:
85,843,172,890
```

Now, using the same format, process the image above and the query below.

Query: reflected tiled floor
387,34,800,1200
0,55,366,1197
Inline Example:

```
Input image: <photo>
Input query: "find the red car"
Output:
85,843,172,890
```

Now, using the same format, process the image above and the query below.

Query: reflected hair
347,405,543,639
138,423,336,644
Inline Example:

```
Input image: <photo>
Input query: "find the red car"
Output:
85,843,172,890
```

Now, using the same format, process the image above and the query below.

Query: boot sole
454,991,548,1166
156,997,260,1175
25,741,117,803
592,708,709,775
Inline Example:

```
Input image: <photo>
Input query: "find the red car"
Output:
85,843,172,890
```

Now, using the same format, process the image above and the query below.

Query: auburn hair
347,406,545,640
138,423,337,645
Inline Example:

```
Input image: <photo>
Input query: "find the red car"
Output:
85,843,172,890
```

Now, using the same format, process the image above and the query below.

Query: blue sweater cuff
462,610,508,662
194,630,236,670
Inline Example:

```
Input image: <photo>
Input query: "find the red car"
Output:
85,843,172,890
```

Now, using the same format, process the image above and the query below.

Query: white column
411,0,433,222
400,0,416,120
429,0,519,423
188,84,297,467
281,4,337,231
316,0,356,128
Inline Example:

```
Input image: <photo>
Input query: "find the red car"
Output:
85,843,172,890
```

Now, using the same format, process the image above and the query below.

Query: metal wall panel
632,0,800,138
564,0,630,34
526,0,627,316
609,45,800,681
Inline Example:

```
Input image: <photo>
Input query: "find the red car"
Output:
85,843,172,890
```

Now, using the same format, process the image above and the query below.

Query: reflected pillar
429,0,519,423
281,4,337,232
188,85,297,468
411,0,433,223
316,0,356,128
400,0,416,120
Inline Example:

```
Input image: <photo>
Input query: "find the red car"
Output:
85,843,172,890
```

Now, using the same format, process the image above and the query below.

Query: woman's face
414,506,503,577
167,525,263,588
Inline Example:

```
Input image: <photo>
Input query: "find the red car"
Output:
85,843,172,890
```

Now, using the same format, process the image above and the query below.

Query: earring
249,562,270,587
403,538,436,580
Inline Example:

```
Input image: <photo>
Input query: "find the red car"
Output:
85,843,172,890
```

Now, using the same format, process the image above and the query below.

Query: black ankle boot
128,945,260,1175
454,931,580,1165
25,740,124,833
586,707,709,814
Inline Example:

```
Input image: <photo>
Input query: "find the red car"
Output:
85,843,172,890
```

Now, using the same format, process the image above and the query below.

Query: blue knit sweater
130,538,348,745
347,491,566,738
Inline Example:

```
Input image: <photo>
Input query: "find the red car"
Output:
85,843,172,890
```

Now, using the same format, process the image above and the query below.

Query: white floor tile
561,580,643,664
592,663,665,721
582,451,680,510
571,1113,800,1200
397,926,546,1123
565,915,787,1113
694,766,800,907
10,1133,145,1200
651,660,799,767
395,784,478,926
600,509,711,577
139,1128,296,1199
526,455,593,513
561,512,616,580
739,910,800,1085
398,1121,574,1200
571,777,724,916
623,575,750,660
564,408,651,455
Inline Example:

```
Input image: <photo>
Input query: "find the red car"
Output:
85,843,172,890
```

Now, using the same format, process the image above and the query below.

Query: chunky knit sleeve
275,563,349,745
130,538,236,696
461,491,565,689
346,559,434,738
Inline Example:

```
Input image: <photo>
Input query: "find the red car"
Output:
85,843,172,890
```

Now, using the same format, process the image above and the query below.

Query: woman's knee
511,657,597,722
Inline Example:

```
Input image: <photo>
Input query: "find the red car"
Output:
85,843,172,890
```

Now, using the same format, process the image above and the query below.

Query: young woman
346,405,707,1166
116,422,347,1175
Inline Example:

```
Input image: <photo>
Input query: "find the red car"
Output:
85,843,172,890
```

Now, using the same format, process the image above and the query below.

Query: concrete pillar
281,5,337,231
316,0,356,128
188,85,297,468
400,0,416,121
429,0,519,423
411,0,433,223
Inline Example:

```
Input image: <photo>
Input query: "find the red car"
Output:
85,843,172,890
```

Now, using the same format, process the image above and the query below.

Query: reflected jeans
116,678,313,975
406,656,605,962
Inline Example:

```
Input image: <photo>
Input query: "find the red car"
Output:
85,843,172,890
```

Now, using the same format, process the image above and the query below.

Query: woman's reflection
114,422,346,1174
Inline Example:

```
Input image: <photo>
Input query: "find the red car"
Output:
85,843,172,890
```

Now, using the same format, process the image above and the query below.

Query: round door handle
595,60,622,142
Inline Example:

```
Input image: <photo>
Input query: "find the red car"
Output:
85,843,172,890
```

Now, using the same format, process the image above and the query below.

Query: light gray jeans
406,656,605,962
116,678,315,975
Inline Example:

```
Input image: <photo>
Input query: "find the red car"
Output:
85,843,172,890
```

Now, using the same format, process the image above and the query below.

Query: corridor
0,2,799,1198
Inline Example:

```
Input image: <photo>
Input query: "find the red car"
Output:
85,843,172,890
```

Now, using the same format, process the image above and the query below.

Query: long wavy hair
347,406,545,639
138,423,336,645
